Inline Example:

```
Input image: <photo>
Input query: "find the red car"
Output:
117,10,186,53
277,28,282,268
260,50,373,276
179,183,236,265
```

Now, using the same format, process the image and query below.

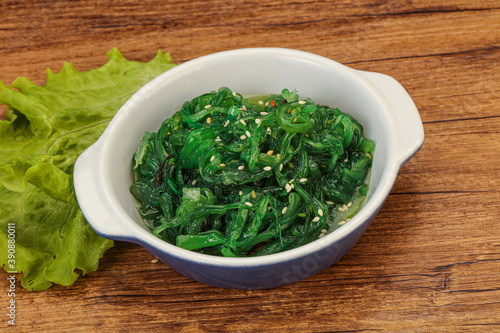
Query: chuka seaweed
131,87,375,257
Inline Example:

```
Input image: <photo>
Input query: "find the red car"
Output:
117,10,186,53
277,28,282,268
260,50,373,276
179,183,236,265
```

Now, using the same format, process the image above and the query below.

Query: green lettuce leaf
0,48,176,291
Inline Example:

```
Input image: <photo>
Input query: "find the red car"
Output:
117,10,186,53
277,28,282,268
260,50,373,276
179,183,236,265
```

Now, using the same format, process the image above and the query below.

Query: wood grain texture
1,0,499,331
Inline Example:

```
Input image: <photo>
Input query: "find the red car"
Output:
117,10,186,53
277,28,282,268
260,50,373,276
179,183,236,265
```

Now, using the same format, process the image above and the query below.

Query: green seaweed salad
130,87,375,257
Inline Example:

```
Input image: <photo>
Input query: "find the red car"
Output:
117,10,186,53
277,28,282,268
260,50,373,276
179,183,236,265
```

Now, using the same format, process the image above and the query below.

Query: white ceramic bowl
74,48,424,289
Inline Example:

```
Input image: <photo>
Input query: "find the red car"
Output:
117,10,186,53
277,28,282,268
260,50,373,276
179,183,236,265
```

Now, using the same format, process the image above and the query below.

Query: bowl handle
357,70,425,166
74,142,135,240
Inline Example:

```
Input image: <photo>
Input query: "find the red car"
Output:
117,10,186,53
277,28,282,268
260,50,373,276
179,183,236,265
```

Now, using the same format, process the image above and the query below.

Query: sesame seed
210,155,215,162
239,191,243,195
267,127,272,132
245,130,251,137
299,178,308,183
258,100,264,105
252,190,257,199
207,117,212,124
215,136,222,142
276,153,281,160
321,229,327,233
265,102,269,106
279,164,283,171
240,135,247,140
339,220,346,225
318,209,324,216
285,184,292,193
204,104,212,109
220,163,226,167
326,201,334,205
255,118,262,125
224,120,230,127
344,159,349,163
288,179,295,184
338,206,345,212
151,258,159,263
263,166,272,171
240,119,247,126
192,179,198,186
232,91,237,96
242,105,247,111
347,201,352,208
318,234,324,238
366,153,372,159
260,112,269,116
282,207,288,215
245,202,253,207
298,100,306,105
238,165,245,170
292,117,297,123
343,204,348,210
266,150,274,156
312,216,320,222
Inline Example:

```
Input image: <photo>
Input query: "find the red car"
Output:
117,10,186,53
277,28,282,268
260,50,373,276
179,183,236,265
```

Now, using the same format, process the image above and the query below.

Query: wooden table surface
1,0,499,332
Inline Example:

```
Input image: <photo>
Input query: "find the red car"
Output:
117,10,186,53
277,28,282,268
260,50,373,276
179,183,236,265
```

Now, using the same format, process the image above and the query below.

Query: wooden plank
1,0,499,331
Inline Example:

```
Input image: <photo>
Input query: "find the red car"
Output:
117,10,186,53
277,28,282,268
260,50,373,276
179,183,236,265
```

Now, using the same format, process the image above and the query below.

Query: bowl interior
98,48,396,257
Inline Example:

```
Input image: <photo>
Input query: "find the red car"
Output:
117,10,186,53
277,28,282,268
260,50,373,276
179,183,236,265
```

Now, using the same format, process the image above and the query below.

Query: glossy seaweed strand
130,87,375,256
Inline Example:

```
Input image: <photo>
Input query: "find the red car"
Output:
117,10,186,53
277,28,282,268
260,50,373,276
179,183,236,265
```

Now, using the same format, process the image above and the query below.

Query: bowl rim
77,47,419,268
